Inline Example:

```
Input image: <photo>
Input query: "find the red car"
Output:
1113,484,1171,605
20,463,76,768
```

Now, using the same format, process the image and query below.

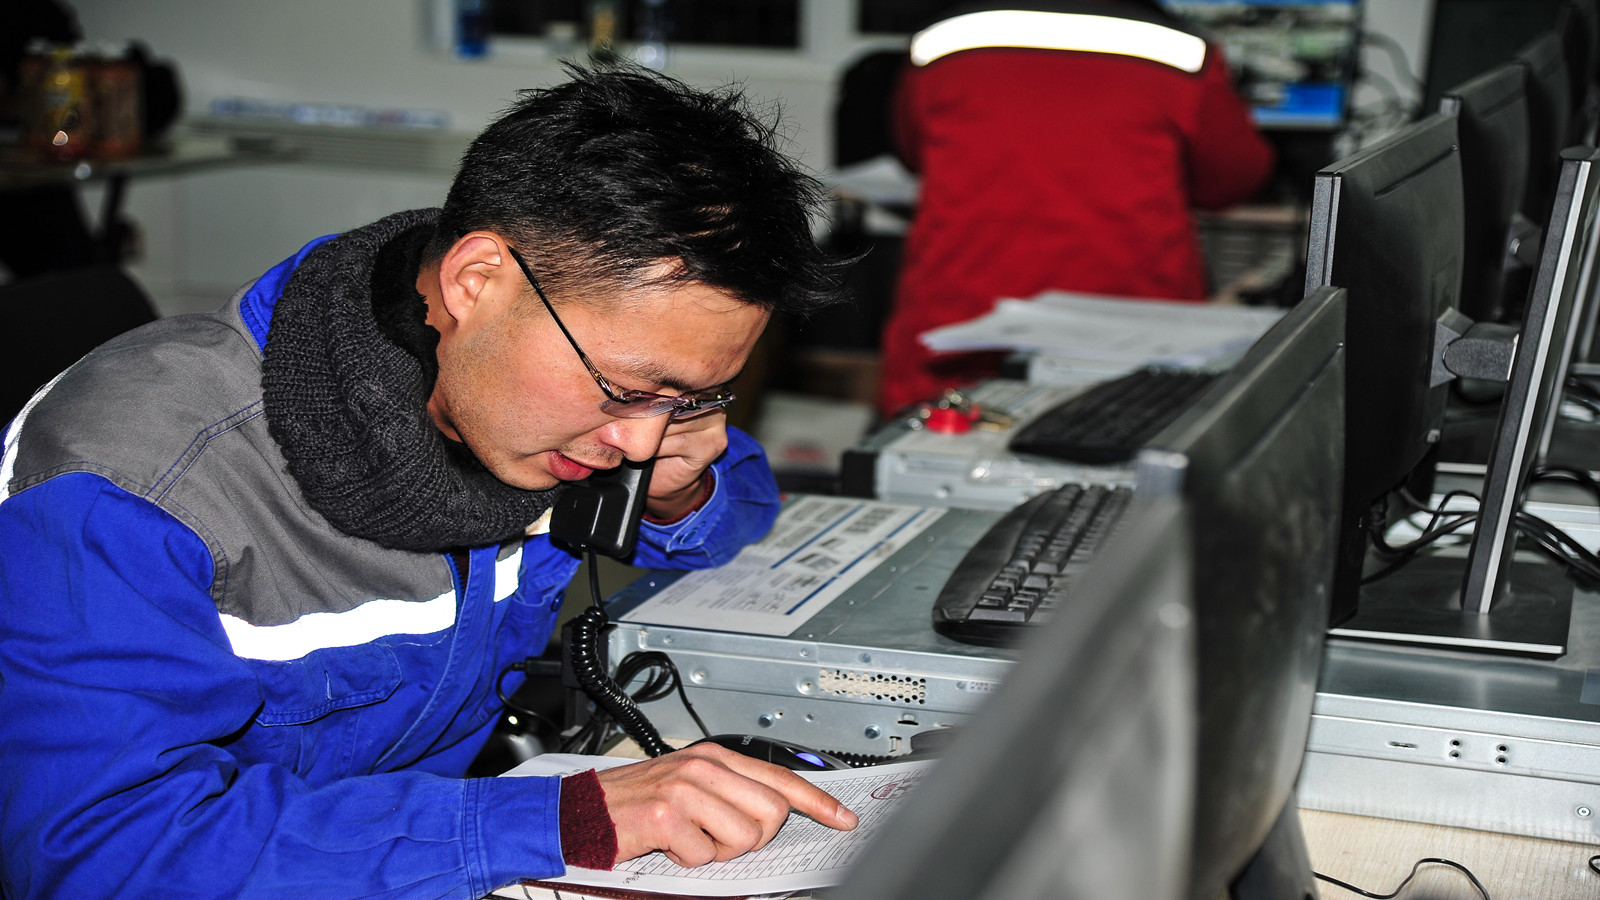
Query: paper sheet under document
619,497,945,637
919,291,1285,368
494,754,937,898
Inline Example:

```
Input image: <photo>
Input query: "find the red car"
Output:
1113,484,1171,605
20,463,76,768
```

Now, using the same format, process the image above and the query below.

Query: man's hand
594,743,859,868
644,411,729,521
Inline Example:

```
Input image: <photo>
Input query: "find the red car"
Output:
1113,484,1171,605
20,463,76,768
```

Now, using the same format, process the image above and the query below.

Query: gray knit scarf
262,208,560,552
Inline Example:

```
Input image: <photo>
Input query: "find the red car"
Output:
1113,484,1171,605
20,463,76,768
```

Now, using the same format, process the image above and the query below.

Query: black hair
429,62,846,317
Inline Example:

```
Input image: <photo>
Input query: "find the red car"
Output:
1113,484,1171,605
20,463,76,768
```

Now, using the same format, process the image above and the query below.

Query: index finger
712,751,860,832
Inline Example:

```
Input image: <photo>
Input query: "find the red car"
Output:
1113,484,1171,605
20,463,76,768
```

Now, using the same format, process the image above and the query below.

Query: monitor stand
1329,553,1574,657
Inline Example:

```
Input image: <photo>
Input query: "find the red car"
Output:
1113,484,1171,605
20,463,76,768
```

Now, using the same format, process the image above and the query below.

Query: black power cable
1529,464,1600,506
494,661,563,741
1363,486,1600,589
1314,857,1490,899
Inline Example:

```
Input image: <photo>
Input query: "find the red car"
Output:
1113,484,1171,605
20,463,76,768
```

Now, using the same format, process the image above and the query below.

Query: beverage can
31,45,96,161
95,42,143,159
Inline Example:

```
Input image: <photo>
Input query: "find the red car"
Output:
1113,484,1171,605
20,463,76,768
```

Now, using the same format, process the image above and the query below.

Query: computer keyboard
1007,368,1218,464
932,483,1133,647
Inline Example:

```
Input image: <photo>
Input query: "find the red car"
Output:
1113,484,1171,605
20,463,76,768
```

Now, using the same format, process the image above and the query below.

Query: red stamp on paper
870,773,924,801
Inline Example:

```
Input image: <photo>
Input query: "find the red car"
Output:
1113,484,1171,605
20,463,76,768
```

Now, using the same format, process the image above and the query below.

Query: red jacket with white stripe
879,0,1275,415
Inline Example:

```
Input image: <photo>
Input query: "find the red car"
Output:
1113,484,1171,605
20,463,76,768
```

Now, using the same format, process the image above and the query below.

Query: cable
561,548,674,758
1344,59,1418,145
1368,512,1477,556
1362,504,1477,572
1529,464,1600,507
612,650,713,740
1362,480,1600,589
1393,487,1481,546
1361,511,1477,585
1359,29,1426,95
1398,486,1481,518
494,662,563,739
1561,377,1600,418
1515,511,1600,588
1314,857,1490,899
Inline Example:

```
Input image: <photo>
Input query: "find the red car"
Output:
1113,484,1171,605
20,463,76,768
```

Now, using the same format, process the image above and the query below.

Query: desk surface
1303,809,1599,899
597,738,1599,898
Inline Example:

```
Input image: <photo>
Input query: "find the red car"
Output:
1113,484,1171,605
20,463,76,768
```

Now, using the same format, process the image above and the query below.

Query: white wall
64,0,1433,315
1350,0,1436,150
68,0,864,159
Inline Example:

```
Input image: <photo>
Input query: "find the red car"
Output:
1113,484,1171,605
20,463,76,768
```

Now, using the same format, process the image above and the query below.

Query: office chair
1,266,158,425
834,48,907,168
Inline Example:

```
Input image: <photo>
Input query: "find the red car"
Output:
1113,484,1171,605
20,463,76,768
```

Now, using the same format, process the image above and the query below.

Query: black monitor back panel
1561,0,1600,140
1518,31,1575,232
1140,285,1346,900
1306,113,1463,506
1422,0,1563,113
1305,113,1464,624
1441,63,1533,325
825,498,1198,900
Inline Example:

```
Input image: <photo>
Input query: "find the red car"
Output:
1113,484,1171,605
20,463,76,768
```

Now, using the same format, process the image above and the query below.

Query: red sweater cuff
559,769,618,871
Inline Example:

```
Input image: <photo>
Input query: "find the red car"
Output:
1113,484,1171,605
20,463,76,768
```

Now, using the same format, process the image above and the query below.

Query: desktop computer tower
599,497,1018,758
840,378,1135,511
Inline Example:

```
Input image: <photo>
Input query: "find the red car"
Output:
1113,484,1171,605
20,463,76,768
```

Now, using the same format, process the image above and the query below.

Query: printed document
493,754,937,898
619,496,945,637
919,290,1285,368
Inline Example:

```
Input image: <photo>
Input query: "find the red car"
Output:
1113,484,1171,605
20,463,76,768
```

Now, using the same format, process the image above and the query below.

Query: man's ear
436,232,513,324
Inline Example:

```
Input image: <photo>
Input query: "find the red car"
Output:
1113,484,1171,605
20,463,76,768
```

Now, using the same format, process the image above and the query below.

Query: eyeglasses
506,246,737,420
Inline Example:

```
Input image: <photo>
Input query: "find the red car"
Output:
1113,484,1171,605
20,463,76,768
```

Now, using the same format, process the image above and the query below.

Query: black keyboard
1008,368,1218,464
932,483,1133,647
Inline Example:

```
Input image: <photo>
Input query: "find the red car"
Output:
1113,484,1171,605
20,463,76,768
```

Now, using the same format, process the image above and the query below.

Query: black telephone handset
549,457,655,559
551,457,676,757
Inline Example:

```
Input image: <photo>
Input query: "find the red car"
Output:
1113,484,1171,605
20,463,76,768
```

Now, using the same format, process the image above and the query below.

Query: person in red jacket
878,0,1276,416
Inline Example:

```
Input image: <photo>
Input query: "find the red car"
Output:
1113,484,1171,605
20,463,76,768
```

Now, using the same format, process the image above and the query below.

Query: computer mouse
689,733,852,770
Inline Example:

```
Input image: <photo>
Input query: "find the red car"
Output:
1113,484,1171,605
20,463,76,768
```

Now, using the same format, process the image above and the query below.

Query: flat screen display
1165,0,1362,129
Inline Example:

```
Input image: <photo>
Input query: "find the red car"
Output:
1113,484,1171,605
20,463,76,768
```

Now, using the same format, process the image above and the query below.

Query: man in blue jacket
0,64,857,898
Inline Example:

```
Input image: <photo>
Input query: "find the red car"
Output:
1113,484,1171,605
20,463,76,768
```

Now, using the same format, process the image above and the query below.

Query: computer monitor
827,497,1198,900
1517,31,1574,236
1304,112,1465,626
1332,148,1600,656
1162,0,1361,129
1441,63,1536,326
1561,0,1599,142
833,286,1346,900
1141,284,1344,900
1420,0,1564,114
1466,148,1598,629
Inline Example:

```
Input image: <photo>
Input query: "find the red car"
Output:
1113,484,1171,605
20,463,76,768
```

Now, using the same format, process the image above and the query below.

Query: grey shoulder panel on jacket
8,309,262,496
4,299,453,627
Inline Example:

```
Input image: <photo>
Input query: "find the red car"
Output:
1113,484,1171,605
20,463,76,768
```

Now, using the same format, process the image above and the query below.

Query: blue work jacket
0,237,781,899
